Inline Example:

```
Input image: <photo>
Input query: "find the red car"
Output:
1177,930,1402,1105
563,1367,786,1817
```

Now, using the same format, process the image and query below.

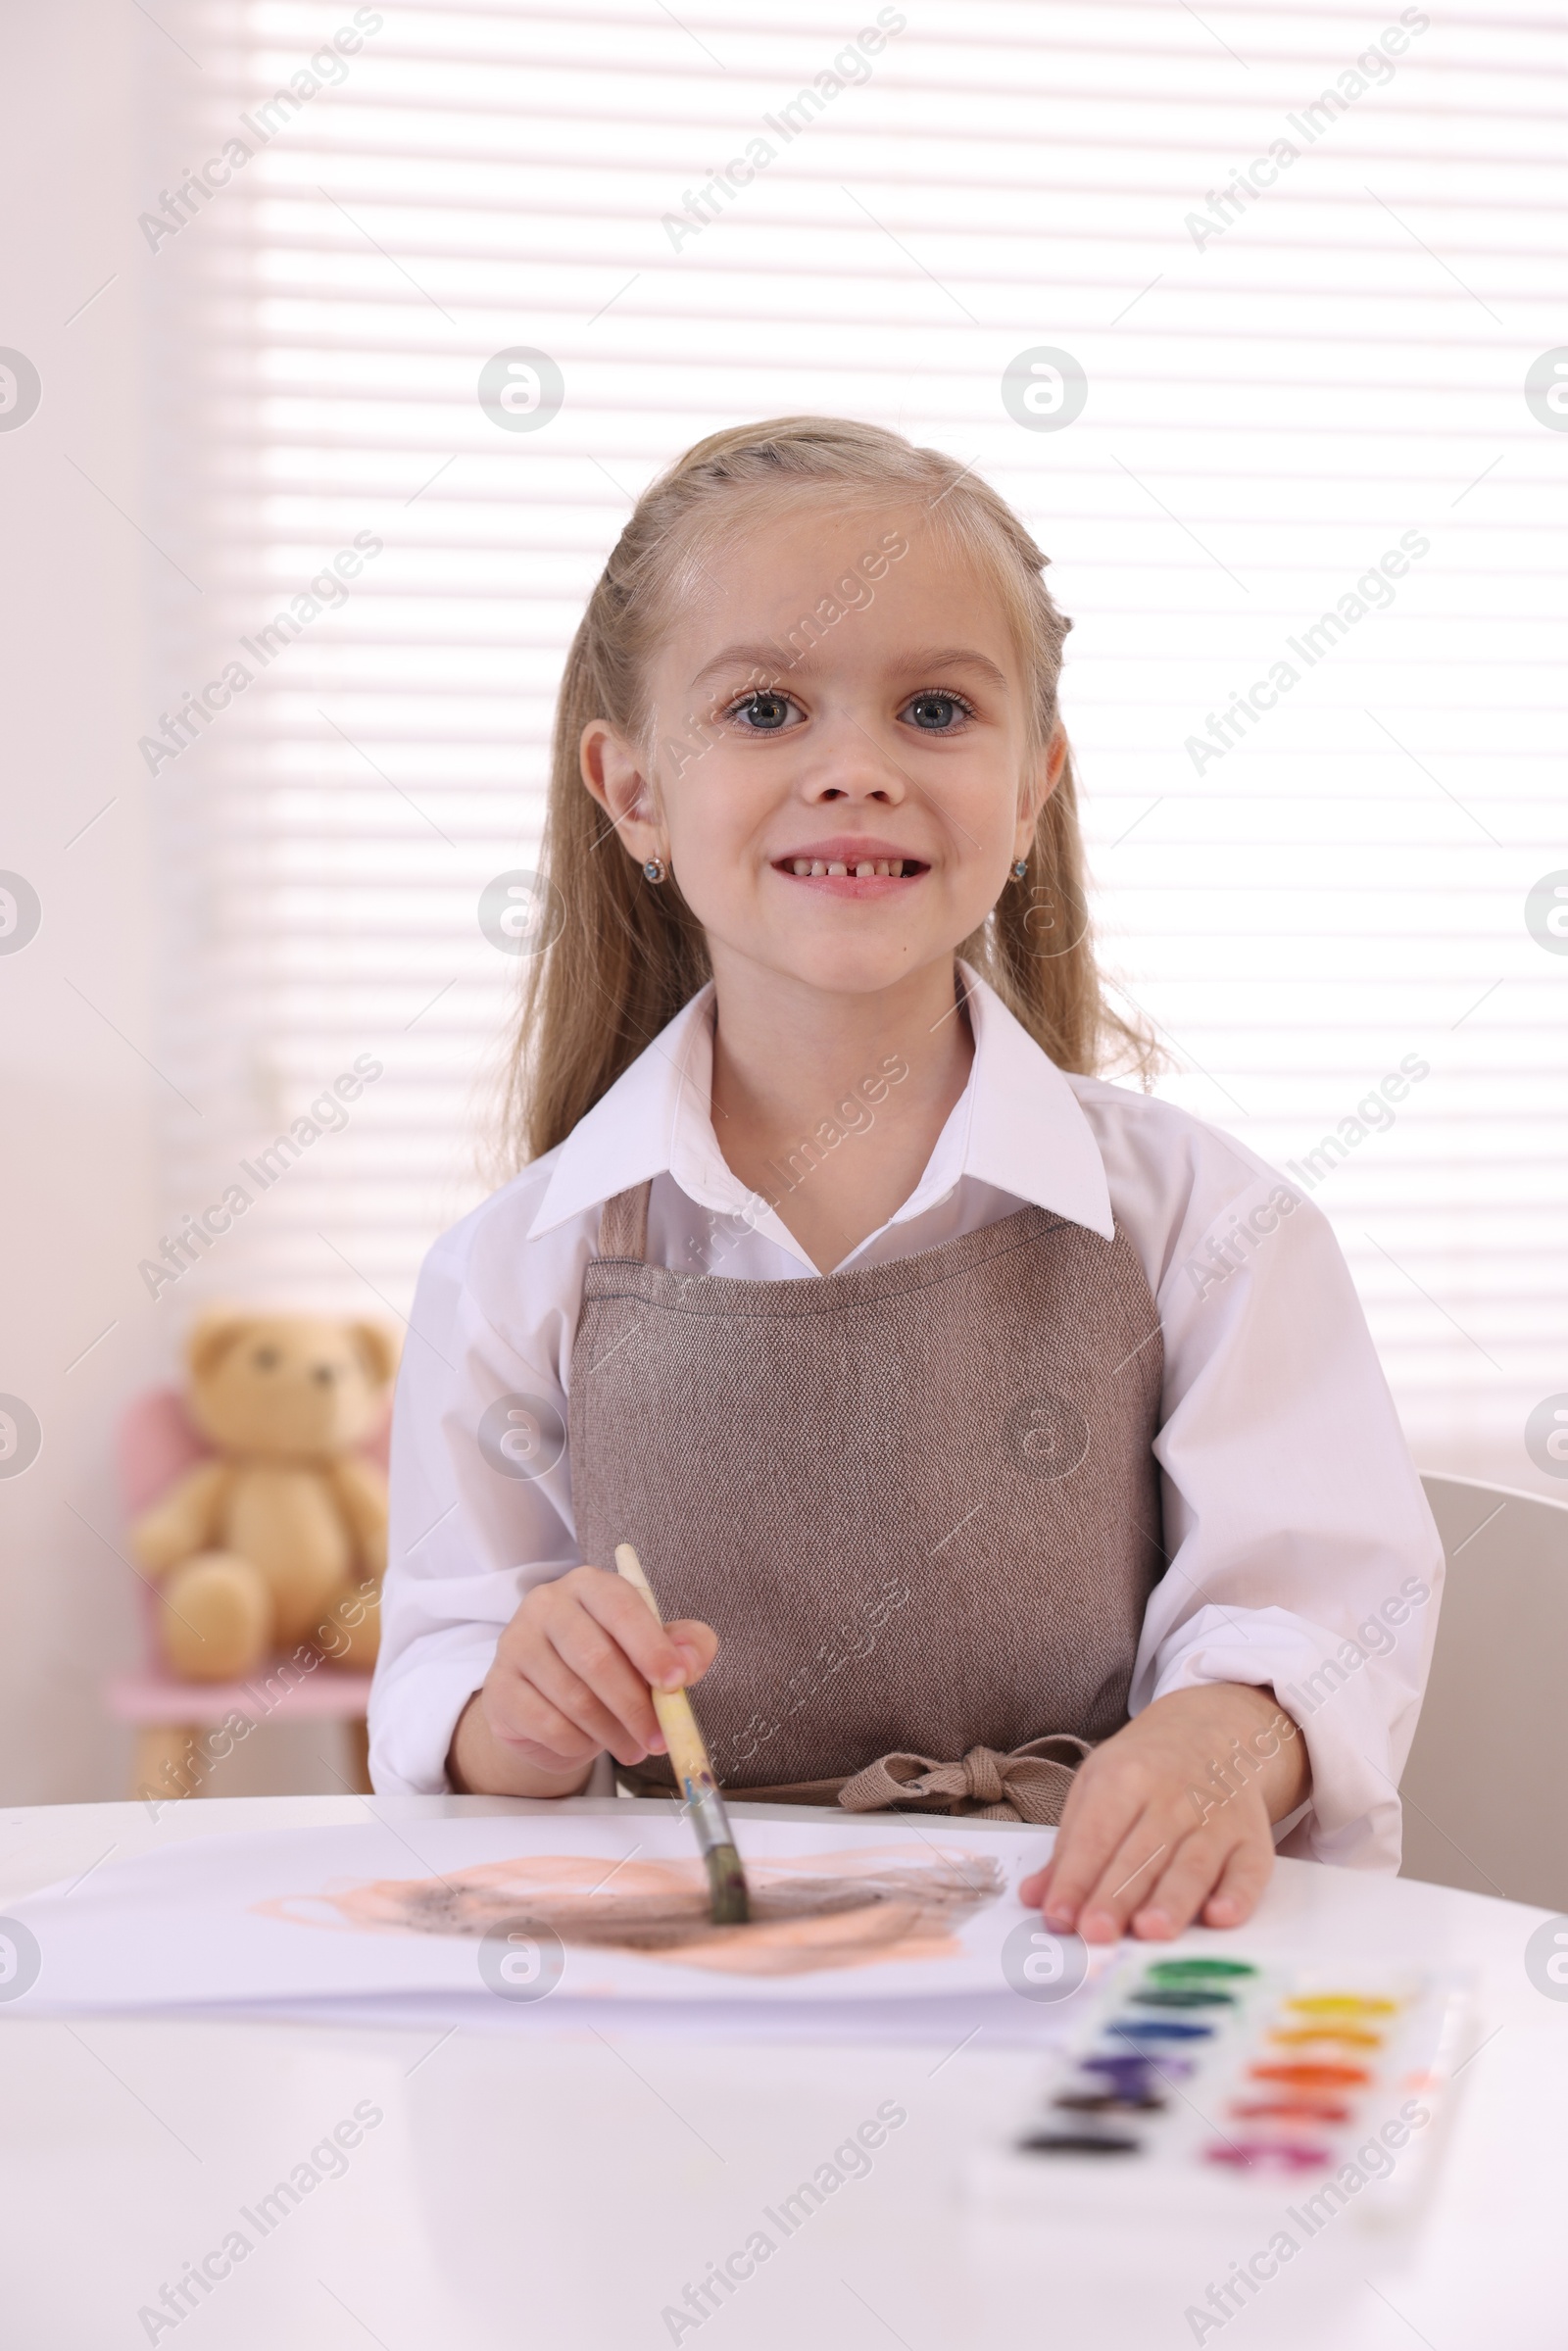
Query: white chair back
1400,1473,1568,1912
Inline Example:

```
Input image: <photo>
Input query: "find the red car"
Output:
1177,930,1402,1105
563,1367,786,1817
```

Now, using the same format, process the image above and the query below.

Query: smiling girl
369,417,1442,1942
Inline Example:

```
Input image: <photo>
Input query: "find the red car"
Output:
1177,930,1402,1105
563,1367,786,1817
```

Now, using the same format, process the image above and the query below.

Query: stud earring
1011,858,1029,880
643,856,667,884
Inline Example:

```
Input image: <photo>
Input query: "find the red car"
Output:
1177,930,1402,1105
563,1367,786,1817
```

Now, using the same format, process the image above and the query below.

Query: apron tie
835,1733,1094,1826
615,1733,1095,1823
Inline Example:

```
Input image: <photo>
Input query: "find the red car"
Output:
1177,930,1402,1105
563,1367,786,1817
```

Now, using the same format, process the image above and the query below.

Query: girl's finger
486,1681,600,1765
1017,1857,1054,1908
1037,1783,1151,1934
1200,1833,1274,1930
1072,1817,1184,1942
522,1638,657,1764
1128,1827,1239,1940
546,1615,668,1757
580,1575,710,1694
663,1617,719,1680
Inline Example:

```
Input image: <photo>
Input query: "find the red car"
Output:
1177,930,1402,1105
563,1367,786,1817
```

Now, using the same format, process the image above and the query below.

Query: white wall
0,4,162,1801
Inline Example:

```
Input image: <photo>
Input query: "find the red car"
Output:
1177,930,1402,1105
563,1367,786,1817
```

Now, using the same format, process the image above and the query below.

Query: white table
0,1793,1562,2350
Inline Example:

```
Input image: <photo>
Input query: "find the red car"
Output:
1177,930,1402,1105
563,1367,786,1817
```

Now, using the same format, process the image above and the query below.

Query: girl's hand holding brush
448,1566,718,1797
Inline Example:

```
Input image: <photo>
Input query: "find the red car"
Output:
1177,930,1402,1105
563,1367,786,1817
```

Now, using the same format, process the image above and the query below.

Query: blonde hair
504,416,1153,1165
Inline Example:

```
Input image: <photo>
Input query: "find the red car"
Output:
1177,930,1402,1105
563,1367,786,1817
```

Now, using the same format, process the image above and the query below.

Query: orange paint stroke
257,1845,1004,1979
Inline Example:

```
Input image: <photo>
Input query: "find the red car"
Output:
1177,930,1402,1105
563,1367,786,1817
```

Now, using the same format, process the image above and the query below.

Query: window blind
147,0,1568,1489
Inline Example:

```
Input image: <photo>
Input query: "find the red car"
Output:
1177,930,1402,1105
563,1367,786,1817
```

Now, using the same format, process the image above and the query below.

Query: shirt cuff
1140,1605,1407,1873
368,1641,494,1795
368,1643,621,1801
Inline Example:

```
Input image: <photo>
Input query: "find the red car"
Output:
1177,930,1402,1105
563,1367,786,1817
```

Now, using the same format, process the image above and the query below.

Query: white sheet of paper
0,1810,1086,2024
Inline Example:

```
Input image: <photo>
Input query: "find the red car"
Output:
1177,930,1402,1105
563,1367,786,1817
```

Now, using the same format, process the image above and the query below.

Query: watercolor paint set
972,1953,1471,2235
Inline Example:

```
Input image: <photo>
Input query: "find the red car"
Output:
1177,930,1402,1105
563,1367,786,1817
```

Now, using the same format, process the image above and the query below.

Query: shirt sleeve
367,1189,588,1796
1089,1096,1446,1872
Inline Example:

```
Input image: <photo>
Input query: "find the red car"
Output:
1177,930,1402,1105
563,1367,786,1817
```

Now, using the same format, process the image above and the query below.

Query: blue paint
1108,2018,1216,2044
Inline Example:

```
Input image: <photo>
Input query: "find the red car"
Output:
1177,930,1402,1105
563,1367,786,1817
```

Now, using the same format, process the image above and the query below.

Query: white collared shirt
370,971,1443,1871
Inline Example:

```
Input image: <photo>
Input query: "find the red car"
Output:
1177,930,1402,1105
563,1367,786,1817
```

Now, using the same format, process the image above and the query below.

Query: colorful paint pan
1229,2097,1354,2127
1145,1959,1258,1982
1018,2130,1141,2157
1268,2024,1384,2050
1054,2089,1168,2115
1225,2106,1348,2138
1249,2060,1371,2090
1097,2052,1197,2083
1080,2055,1168,2094
1285,1994,1397,2019
1129,1986,1238,2009
1205,2138,1332,2174
1108,2019,1216,2044
976,1957,1470,2229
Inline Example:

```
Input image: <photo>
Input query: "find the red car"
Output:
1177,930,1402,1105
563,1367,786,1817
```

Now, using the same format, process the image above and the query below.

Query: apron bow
836,1733,1094,1826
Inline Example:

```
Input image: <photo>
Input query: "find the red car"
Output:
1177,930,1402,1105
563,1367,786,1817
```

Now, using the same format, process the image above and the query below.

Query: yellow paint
1269,2026,1385,2050
1284,1994,1398,2019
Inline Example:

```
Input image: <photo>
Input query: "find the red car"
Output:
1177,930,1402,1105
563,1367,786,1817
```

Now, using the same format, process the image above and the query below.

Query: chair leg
131,1723,205,1804
343,1717,371,1794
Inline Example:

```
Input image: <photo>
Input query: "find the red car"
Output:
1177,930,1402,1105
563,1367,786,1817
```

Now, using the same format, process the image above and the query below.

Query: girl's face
583,501,1063,1003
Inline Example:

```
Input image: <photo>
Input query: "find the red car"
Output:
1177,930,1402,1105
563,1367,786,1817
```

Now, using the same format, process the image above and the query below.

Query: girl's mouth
772,853,928,893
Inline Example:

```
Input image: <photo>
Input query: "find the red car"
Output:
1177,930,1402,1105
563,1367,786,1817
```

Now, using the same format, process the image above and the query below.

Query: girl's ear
580,717,664,867
1014,725,1067,857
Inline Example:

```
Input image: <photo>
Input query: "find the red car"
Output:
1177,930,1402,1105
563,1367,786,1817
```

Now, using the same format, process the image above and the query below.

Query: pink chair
107,1387,387,1801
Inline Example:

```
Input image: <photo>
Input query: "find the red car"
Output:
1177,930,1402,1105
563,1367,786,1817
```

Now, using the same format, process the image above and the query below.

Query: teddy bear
131,1312,399,1683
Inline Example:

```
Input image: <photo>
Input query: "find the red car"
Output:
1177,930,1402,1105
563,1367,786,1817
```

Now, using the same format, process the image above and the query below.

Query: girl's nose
804,721,906,804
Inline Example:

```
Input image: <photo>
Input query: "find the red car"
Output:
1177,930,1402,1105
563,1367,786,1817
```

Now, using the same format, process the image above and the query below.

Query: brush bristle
706,1844,751,1926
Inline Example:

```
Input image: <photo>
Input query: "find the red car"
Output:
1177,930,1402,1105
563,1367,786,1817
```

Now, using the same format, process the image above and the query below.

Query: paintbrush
613,1542,751,1926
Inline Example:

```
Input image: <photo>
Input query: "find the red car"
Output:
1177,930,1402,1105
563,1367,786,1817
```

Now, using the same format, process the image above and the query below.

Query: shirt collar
526,965,1114,1244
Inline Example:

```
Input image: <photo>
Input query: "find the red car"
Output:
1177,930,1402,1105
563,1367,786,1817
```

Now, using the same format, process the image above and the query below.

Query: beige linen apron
568,1181,1164,1824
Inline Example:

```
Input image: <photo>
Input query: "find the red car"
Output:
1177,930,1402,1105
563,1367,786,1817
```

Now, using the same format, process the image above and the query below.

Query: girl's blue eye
732,691,795,730
903,692,970,731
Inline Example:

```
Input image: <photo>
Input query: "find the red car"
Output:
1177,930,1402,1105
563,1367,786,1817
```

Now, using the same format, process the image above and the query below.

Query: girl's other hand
451,1566,717,1794
1017,1684,1309,1942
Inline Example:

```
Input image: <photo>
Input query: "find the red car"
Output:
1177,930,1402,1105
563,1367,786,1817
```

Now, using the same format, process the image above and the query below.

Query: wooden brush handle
613,1543,714,1790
